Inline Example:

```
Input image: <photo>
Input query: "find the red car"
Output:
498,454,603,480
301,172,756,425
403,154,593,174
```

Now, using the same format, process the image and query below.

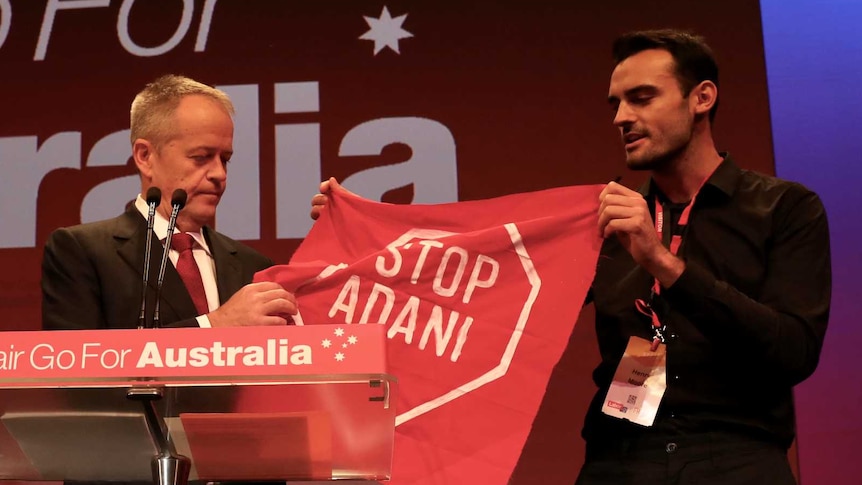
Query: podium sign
0,324,387,384
0,324,395,483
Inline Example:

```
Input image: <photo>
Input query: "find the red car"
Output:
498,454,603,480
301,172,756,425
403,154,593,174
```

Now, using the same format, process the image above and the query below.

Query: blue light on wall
761,1,862,483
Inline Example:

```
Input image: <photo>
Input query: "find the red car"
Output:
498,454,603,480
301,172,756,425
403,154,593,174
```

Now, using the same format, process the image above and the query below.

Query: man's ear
691,80,718,116
132,139,155,178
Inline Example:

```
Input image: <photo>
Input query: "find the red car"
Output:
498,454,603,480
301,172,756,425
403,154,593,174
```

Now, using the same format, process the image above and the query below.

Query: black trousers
575,432,796,485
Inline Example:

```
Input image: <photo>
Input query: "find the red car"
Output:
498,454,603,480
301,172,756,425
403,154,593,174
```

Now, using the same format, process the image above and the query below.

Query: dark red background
0,1,776,482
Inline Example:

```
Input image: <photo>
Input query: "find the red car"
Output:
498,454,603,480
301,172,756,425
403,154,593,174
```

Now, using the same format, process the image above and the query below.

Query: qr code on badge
627,394,637,405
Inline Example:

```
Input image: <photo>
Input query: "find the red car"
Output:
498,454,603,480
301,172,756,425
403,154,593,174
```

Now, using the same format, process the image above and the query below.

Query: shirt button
670,333,678,339
666,442,678,454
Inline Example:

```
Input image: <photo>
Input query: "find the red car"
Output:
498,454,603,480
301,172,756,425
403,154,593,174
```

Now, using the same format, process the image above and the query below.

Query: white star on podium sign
360,6,413,55
323,327,360,362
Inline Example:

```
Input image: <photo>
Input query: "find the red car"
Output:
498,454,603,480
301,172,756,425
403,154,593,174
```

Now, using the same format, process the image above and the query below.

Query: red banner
256,184,603,484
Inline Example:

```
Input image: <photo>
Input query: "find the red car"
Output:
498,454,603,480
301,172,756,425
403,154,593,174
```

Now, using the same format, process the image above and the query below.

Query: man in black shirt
307,28,830,485
579,29,830,485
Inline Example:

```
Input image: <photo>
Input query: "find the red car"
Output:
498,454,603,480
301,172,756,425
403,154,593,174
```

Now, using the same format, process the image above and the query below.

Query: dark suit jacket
42,205,273,330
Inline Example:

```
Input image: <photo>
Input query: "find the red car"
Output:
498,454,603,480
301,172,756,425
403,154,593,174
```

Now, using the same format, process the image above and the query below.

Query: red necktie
170,233,209,314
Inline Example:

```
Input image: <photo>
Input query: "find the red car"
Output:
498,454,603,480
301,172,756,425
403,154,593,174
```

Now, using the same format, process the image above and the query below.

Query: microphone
137,187,162,329
152,189,188,328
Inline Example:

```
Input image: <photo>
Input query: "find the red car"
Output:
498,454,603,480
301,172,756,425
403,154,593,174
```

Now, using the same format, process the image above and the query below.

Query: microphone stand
152,189,187,329
130,189,190,484
138,187,161,329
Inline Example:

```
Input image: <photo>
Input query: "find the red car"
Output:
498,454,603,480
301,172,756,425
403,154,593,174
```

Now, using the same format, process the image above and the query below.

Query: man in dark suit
42,74,296,330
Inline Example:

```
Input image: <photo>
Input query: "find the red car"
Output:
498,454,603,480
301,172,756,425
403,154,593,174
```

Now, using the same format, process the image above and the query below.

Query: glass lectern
0,324,395,484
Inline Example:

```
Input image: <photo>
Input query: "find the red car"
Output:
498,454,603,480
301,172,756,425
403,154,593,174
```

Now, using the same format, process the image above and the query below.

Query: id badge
601,336,667,426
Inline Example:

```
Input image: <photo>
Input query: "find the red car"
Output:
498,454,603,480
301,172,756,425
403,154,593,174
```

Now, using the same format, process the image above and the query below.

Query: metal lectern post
127,387,191,485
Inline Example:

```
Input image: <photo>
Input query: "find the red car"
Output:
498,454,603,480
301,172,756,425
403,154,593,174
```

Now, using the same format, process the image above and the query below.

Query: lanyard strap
636,173,713,351
654,193,697,272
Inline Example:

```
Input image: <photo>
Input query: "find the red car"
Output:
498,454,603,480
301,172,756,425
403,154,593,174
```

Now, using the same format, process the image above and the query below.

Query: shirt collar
134,194,212,256
637,152,740,201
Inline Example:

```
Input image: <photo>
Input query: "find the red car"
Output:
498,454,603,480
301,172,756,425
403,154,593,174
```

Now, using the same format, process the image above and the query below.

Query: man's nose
208,159,227,181
613,102,635,127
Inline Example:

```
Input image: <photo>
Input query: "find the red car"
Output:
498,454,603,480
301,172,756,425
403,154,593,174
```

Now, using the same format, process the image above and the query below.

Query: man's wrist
644,249,686,287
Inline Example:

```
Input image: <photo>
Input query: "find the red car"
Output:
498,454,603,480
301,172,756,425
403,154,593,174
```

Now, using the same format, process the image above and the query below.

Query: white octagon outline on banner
293,224,541,427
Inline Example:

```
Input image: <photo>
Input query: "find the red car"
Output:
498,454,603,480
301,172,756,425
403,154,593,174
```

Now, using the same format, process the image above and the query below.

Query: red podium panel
0,324,395,483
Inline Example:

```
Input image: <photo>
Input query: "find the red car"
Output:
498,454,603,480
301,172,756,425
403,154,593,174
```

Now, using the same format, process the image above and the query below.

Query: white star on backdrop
359,6,413,55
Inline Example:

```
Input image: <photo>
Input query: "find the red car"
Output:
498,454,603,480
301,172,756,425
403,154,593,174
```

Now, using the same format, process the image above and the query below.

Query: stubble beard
625,148,672,172
624,134,688,173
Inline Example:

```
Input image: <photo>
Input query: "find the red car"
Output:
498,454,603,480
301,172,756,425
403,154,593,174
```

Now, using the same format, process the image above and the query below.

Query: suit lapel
114,207,198,323
205,227,243,303
114,207,148,281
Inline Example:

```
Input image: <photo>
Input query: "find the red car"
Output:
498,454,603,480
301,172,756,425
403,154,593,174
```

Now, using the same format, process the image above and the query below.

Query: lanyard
655,194,696,256
635,176,711,352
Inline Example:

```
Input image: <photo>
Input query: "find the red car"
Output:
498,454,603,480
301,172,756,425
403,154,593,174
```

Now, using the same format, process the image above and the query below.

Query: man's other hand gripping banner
255,183,603,484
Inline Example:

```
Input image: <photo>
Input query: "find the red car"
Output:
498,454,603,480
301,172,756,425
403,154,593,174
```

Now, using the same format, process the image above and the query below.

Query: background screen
0,0,856,482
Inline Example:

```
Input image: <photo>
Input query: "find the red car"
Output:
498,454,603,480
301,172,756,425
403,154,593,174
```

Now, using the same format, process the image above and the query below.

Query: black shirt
583,155,831,448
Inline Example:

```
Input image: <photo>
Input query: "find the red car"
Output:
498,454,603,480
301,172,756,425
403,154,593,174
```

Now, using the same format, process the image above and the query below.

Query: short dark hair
612,29,719,121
